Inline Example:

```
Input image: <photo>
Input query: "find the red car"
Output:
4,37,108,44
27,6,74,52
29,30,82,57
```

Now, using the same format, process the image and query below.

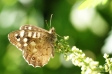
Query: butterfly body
8,25,56,67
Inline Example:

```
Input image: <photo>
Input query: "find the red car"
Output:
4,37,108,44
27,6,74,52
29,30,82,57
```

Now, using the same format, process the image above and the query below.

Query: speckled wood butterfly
8,25,57,67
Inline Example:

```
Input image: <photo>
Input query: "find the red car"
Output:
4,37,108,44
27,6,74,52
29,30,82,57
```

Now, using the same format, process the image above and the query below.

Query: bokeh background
0,0,112,74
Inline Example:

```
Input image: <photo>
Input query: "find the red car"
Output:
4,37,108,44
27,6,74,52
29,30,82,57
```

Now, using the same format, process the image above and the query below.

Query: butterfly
8,25,57,67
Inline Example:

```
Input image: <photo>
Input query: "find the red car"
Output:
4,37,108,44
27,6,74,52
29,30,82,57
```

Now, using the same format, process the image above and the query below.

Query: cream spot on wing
17,38,20,41
32,32,37,38
30,41,36,46
20,30,24,37
23,38,27,42
24,43,28,46
25,26,27,29
15,34,18,36
37,32,40,38
28,32,32,37
24,26,29,30
28,27,32,30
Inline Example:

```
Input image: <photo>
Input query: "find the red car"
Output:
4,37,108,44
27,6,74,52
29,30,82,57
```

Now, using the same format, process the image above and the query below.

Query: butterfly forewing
8,30,25,50
8,25,56,67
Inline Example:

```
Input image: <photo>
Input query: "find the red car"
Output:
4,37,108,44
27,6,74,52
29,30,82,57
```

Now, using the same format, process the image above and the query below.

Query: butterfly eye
16,35,20,39
49,28,55,34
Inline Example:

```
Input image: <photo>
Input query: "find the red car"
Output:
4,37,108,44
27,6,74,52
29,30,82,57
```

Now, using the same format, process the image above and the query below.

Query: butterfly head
49,27,55,34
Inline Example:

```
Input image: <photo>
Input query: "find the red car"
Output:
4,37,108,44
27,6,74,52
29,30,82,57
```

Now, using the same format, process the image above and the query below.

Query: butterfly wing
22,33,54,67
21,25,55,67
20,25,48,32
8,30,25,50
8,25,55,67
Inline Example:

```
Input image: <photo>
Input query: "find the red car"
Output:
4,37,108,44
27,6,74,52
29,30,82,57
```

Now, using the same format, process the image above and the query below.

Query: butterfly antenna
45,20,50,29
50,14,53,28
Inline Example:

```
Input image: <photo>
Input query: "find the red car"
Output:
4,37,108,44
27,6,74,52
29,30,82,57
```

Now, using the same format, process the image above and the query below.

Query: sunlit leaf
78,0,108,9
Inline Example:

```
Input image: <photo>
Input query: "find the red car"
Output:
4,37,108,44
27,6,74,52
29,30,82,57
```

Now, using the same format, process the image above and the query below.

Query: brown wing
22,30,54,67
20,25,48,32
8,30,24,50
8,25,48,50
8,25,56,67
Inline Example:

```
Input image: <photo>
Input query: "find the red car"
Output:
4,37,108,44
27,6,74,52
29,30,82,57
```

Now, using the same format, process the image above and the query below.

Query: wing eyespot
31,57,35,60
16,35,20,39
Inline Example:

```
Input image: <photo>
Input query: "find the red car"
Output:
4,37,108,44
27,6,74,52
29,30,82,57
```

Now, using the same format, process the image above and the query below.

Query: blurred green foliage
0,0,112,74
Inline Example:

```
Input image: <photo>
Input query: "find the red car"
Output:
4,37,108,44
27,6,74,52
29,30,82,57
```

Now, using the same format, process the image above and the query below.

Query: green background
0,0,112,74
